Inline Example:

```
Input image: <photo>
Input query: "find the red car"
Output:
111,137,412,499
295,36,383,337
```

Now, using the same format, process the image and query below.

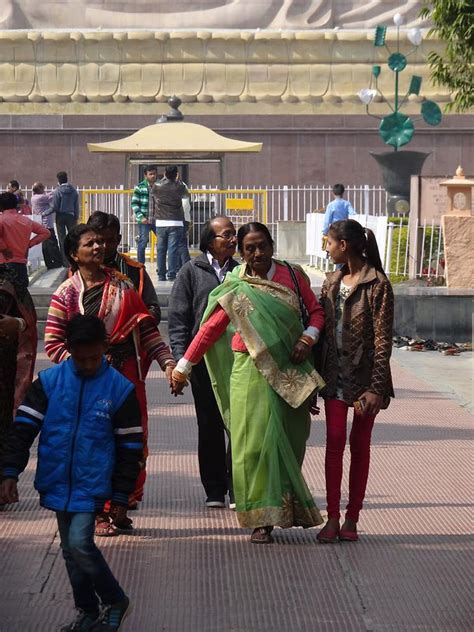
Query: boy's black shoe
60,609,100,631
93,597,131,631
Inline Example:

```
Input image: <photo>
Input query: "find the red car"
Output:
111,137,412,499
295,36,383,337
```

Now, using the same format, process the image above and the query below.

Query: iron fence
14,183,445,280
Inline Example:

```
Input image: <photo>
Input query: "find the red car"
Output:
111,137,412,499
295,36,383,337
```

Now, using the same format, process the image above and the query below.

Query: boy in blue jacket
0,314,142,632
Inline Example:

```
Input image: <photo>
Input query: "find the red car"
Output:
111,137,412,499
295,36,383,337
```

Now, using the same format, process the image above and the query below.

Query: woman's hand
290,340,312,364
171,368,188,396
0,315,20,341
165,363,175,386
358,391,383,417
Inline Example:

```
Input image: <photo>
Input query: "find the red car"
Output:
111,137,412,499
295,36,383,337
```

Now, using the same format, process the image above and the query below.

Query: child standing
0,314,142,631
317,219,394,543
322,183,356,237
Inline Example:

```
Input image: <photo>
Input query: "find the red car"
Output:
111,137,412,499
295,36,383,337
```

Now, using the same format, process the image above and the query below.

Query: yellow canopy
87,121,262,156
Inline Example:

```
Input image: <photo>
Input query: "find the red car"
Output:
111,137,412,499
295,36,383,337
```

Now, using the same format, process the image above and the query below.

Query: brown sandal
250,526,274,544
95,513,118,537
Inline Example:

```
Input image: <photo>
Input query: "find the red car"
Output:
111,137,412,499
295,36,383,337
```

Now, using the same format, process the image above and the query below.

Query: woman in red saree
45,224,175,534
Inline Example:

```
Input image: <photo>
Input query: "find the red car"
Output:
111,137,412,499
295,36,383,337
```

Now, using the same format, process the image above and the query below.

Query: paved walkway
0,343,472,632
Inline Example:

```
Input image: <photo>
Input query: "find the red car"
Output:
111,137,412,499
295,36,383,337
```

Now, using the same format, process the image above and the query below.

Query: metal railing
20,183,448,280
79,187,268,257
308,216,445,282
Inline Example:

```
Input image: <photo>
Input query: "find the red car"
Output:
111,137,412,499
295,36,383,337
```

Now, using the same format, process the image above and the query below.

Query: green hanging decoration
360,19,443,150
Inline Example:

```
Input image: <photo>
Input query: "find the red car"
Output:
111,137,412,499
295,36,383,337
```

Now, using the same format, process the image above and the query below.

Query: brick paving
0,347,472,632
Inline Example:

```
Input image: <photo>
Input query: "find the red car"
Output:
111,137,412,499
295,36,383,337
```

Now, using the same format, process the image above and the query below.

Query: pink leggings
324,399,376,523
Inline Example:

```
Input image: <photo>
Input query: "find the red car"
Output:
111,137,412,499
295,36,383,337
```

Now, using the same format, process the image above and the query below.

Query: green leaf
379,113,415,148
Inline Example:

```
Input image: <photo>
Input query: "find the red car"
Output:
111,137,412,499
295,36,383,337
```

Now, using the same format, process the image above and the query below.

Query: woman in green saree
172,222,325,543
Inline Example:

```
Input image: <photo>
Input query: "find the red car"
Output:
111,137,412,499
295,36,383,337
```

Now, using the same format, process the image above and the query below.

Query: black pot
370,151,430,214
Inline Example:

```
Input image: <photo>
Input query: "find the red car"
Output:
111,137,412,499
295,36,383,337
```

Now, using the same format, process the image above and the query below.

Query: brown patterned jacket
317,264,394,408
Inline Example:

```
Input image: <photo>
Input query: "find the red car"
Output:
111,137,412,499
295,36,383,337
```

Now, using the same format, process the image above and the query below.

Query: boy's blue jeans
56,511,125,613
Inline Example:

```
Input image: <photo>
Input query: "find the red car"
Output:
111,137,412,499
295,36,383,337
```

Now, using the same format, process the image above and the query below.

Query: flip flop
95,515,118,537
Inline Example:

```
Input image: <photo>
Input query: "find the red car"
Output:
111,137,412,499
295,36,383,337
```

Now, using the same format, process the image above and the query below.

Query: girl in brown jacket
317,219,394,543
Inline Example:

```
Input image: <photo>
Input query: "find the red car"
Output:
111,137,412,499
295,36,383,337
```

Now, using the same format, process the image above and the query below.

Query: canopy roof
87,121,262,157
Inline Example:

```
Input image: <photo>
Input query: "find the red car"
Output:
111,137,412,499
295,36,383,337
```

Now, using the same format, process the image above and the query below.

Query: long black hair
237,222,274,254
329,219,385,274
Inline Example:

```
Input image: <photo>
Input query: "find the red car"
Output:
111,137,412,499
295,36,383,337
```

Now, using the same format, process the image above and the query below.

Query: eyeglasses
214,231,237,241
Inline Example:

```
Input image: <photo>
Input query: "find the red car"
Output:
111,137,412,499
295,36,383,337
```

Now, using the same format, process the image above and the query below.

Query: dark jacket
317,264,394,408
49,183,79,218
106,252,161,324
168,253,239,360
2,357,143,512
150,177,189,222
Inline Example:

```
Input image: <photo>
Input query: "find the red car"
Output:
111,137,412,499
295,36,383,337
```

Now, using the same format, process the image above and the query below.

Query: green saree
203,265,325,529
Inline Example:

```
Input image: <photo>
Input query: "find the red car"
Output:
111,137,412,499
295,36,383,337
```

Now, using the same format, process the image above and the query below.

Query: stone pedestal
441,215,474,288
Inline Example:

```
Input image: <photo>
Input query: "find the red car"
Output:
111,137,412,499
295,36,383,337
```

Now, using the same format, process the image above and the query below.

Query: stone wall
0,113,472,188
0,30,450,110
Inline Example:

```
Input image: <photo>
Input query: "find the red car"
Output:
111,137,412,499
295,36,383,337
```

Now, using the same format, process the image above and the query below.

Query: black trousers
56,213,77,266
42,229,62,269
190,359,231,499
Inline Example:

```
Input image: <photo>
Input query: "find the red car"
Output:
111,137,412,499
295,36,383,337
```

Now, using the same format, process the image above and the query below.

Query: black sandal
250,526,274,544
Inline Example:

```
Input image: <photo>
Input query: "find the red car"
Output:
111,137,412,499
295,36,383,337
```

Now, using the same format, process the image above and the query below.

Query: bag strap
283,260,307,326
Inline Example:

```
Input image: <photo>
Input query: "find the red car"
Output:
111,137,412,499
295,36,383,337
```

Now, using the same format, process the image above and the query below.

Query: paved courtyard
0,342,472,631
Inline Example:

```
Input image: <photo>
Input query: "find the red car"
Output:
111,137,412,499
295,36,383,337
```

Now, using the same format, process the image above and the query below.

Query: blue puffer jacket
35,358,134,512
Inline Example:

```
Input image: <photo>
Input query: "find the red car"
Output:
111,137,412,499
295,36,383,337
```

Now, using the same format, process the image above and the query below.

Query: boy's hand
0,479,19,504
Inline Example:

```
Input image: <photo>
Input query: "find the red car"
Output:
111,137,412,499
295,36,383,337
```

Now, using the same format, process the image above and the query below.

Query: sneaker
228,490,236,511
60,609,100,631
205,497,226,508
92,597,131,631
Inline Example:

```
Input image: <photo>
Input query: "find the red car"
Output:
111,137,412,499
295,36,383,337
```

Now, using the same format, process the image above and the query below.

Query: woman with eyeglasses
169,216,239,509
172,221,325,544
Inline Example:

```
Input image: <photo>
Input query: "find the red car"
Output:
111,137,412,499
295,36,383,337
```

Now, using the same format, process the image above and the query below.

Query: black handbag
284,261,322,414
284,261,310,328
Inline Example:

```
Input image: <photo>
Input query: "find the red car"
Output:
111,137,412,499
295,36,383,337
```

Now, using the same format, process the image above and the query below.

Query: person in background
31,182,62,270
150,165,190,281
168,216,238,508
1,314,140,632
171,222,325,544
131,165,158,265
48,171,79,267
0,192,50,288
322,183,356,237
0,264,37,470
316,219,394,543
177,172,191,268
7,180,31,215
87,211,161,324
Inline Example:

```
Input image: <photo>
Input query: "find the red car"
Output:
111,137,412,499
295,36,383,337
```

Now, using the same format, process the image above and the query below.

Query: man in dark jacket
87,211,161,324
168,216,238,508
0,315,141,632
150,165,190,281
49,171,79,266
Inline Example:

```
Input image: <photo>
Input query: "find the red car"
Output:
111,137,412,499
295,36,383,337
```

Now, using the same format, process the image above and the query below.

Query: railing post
385,222,395,275
283,185,289,221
